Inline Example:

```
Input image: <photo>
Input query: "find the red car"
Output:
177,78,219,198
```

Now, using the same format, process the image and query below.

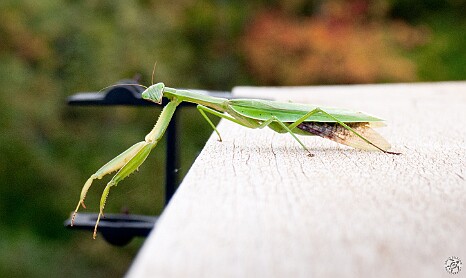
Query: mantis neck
163,87,228,112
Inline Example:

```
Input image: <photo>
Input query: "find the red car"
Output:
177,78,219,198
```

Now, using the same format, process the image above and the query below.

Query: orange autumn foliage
241,9,427,85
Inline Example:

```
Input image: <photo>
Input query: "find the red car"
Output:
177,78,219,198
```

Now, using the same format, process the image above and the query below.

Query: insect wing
297,122,391,151
229,99,383,123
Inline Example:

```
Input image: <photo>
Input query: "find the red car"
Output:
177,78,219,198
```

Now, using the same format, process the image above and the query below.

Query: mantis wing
297,122,391,151
228,99,383,123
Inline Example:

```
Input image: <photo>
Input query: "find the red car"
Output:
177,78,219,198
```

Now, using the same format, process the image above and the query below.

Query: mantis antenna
97,83,148,94
151,61,157,85
96,62,157,94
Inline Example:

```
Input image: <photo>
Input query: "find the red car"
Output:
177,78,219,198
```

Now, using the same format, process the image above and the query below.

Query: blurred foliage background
0,0,464,276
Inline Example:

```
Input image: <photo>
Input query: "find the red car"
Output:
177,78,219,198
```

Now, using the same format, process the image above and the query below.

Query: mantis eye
142,82,164,104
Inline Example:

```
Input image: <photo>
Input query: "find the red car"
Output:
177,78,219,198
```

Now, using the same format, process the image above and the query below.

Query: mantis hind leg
289,107,399,154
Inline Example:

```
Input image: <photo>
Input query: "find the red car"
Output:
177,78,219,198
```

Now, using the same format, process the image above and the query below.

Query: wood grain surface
127,82,466,278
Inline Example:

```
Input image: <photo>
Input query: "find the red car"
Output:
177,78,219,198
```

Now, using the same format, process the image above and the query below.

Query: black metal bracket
65,213,157,246
65,79,231,245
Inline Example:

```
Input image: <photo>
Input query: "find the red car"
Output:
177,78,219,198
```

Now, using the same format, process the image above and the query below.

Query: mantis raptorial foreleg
72,100,180,238
92,142,153,237
72,141,149,213
71,140,154,238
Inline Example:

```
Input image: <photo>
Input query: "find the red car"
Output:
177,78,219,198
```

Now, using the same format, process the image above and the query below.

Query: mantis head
142,82,164,104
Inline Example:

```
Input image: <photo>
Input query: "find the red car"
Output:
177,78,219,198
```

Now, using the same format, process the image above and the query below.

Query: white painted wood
127,82,466,278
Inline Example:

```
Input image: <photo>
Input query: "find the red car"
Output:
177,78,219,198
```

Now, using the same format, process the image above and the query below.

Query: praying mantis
71,82,399,238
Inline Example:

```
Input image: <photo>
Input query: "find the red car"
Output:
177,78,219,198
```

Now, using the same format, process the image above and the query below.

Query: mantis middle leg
196,105,313,156
197,105,261,141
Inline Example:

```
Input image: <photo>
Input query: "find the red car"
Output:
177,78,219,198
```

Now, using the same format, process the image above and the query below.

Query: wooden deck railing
127,82,466,278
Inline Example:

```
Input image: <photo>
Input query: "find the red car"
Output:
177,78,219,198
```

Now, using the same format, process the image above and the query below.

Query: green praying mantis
71,82,399,238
